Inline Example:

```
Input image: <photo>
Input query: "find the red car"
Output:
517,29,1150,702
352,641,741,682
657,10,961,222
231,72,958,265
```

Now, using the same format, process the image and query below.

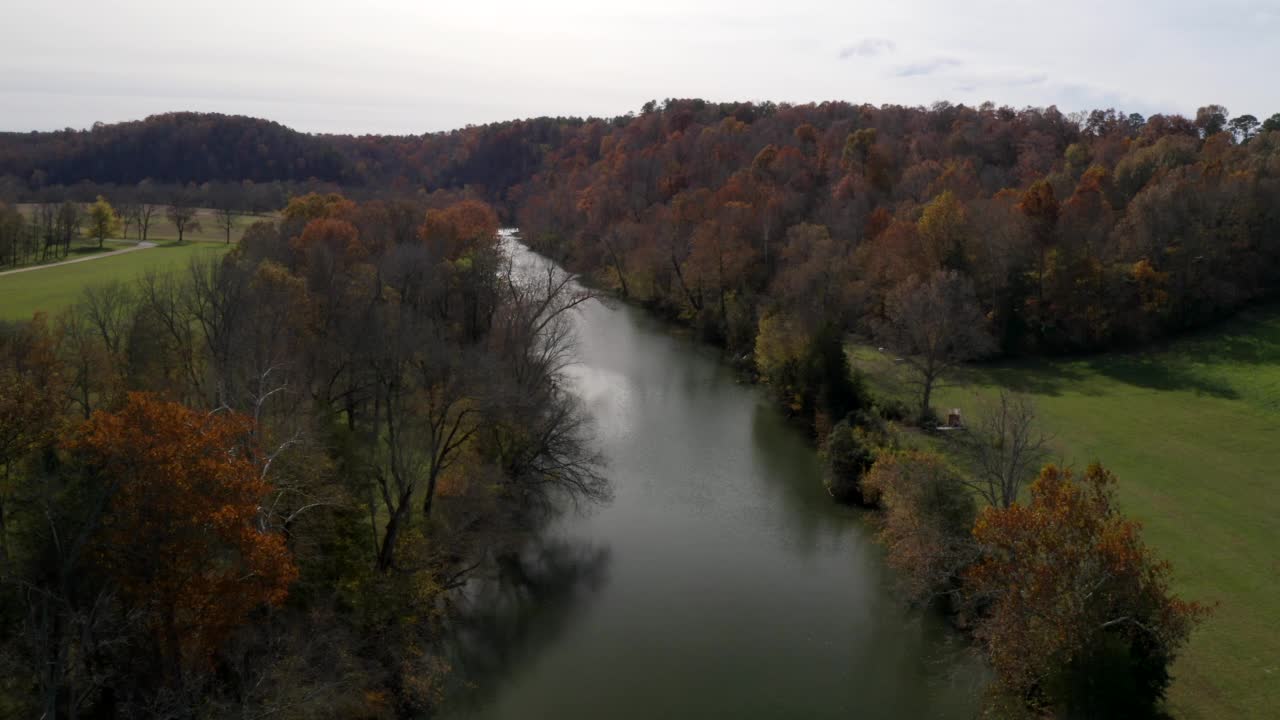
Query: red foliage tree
67,393,297,679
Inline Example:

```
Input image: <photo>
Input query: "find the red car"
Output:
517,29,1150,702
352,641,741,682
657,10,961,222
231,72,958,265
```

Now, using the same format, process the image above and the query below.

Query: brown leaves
419,199,500,261
863,451,976,605
966,464,1208,706
67,393,297,674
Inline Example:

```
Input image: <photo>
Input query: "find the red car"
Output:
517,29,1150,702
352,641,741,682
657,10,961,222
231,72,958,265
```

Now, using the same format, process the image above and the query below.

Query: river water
440,236,984,718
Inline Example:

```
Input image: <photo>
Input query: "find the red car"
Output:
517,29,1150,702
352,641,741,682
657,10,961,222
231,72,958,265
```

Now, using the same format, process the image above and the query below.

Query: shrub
862,451,977,607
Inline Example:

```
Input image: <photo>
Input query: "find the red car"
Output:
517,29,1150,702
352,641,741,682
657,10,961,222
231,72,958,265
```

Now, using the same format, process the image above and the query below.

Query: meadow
138,208,269,244
852,308,1280,719
15,204,273,244
1,240,231,321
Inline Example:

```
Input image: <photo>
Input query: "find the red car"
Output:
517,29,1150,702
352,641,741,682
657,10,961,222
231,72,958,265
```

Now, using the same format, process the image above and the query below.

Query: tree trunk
921,374,935,421
423,457,443,519
377,508,403,572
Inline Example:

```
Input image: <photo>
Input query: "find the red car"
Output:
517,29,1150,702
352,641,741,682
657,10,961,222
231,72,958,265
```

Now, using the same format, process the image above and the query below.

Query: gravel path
0,241,157,277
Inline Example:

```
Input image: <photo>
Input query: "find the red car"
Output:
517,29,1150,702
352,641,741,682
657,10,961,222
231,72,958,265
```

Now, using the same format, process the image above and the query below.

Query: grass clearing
16,204,276,244
1,241,231,321
140,209,273,244
851,308,1280,719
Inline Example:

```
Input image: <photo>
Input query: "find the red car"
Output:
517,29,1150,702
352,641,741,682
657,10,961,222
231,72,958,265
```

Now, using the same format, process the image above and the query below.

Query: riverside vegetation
2,99,1277,717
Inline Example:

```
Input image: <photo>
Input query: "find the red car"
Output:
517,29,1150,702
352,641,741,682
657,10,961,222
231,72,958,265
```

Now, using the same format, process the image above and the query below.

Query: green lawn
852,309,1280,719
1,241,231,321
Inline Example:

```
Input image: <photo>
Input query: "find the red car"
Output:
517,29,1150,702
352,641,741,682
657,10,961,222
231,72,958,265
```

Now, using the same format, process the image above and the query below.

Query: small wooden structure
936,408,964,431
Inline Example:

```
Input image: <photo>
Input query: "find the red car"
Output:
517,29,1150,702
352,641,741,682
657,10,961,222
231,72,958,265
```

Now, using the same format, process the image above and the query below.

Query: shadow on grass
958,305,1280,399
1085,354,1239,399
954,358,1097,398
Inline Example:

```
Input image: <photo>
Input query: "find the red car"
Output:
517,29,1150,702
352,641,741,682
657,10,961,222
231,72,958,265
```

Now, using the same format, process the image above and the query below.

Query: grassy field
852,309,1280,719
140,208,271,244
1,241,231,321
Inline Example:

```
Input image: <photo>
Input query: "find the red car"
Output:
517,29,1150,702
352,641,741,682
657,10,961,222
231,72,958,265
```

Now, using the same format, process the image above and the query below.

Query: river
439,235,984,718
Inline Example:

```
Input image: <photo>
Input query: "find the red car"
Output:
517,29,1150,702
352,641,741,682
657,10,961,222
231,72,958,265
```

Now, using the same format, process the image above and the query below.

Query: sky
3,0,1278,135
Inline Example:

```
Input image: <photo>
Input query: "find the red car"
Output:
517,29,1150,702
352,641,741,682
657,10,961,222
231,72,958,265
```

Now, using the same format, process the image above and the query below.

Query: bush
822,419,876,504
821,412,893,505
862,451,977,606
966,464,1207,716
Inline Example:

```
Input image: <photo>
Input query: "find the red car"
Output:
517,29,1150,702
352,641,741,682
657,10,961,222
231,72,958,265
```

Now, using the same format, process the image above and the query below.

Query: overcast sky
3,0,1278,135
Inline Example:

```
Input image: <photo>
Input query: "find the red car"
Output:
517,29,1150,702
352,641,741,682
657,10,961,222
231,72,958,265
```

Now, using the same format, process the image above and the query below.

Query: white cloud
839,38,896,59
892,57,963,78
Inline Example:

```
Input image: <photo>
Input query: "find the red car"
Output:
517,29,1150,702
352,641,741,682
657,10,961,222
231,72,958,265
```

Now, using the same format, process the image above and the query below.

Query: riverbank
439,238,985,718
542,241,1250,719
848,307,1280,720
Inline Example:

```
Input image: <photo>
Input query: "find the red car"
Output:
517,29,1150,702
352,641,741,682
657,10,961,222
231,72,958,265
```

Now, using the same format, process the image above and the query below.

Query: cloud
1002,72,1048,87
838,37,896,59
892,57,962,77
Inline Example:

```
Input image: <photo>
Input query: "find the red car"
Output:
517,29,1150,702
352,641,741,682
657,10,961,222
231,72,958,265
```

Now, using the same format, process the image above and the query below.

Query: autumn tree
1019,179,1059,310
863,451,977,606
877,270,994,421
67,393,297,680
917,190,971,271
1194,104,1229,138
85,195,122,248
822,414,890,504
967,464,1207,716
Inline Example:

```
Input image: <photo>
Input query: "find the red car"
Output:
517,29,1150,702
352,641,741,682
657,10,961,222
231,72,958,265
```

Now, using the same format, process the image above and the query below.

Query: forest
5,102,1280,363
0,194,608,717
1,99,1276,717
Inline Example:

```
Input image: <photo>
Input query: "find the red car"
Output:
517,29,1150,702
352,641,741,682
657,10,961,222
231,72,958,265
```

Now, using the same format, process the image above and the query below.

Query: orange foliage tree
967,463,1206,714
419,198,500,261
66,393,297,678
862,450,977,605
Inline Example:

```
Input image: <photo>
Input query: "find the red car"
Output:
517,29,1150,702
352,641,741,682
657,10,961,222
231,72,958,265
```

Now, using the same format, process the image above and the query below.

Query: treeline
0,113,353,186
0,193,223,268
1,177,337,214
8,104,1280,364
511,101,1280,367
0,194,606,717
0,113,588,209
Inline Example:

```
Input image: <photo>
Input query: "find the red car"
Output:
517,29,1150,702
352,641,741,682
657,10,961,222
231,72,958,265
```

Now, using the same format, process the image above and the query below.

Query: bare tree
138,203,158,242
877,270,995,421
485,246,607,511
214,205,237,244
165,191,201,243
118,201,139,243
365,306,485,571
950,390,1050,508
55,201,81,257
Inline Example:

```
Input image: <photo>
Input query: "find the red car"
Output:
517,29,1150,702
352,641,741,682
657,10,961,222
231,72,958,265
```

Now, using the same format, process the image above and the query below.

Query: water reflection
437,237,984,718
443,538,611,711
